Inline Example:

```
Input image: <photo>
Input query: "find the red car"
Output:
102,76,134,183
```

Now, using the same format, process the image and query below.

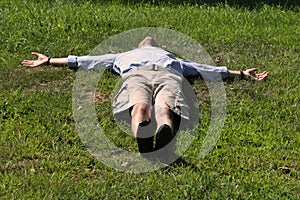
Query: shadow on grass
159,157,202,173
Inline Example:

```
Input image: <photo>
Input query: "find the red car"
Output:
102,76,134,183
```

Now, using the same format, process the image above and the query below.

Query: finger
251,70,269,81
261,72,269,78
248,68,259,76
255,75,264,81
21,60,31,65
22,62,32,67
249,67,259,72
22,60,36,67
31,52,40,58
256,72,268,80
257,71,268,77
262,71,269,76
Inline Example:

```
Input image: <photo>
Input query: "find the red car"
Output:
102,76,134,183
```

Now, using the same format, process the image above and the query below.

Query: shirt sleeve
67,54,117,71
180,59,228,81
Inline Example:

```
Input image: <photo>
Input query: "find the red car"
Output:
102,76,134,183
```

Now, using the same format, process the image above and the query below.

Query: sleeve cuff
218,66,229,80
67,55,78,69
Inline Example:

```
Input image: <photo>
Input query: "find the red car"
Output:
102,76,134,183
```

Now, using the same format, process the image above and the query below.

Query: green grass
1,0,299,199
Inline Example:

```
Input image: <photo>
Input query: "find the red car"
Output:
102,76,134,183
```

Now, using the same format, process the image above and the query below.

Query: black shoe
154,124,177,164
155,124,173,150
136,122,154,160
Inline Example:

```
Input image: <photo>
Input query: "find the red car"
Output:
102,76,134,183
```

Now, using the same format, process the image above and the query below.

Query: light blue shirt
67,47,228,81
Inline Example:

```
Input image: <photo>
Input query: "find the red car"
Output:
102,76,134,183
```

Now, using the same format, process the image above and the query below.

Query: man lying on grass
22,37,268,164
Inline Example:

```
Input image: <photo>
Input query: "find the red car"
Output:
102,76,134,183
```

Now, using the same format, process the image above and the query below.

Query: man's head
138,37,159,48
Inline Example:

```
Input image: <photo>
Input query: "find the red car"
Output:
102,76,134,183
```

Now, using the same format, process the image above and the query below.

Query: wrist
46,57,51,65
240,70,245,80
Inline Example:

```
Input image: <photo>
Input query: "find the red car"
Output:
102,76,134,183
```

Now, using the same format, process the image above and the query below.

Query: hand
22,52,49,67
243,68,269,81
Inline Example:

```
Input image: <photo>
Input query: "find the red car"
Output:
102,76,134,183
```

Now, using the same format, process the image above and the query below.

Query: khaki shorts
112,65,190,125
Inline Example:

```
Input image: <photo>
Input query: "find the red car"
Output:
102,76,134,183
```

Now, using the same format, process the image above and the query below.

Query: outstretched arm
22,52,117,72
180,58,269,81
228,68,269,81
22,52,67,67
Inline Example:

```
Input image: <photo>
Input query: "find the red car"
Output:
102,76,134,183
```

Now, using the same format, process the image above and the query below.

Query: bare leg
155,106,174,132
131,102,151,136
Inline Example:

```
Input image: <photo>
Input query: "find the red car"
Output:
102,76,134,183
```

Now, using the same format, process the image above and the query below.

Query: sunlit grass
0,0,299,199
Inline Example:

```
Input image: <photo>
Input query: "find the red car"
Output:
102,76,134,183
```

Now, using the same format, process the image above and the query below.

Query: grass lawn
0,0,299,199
